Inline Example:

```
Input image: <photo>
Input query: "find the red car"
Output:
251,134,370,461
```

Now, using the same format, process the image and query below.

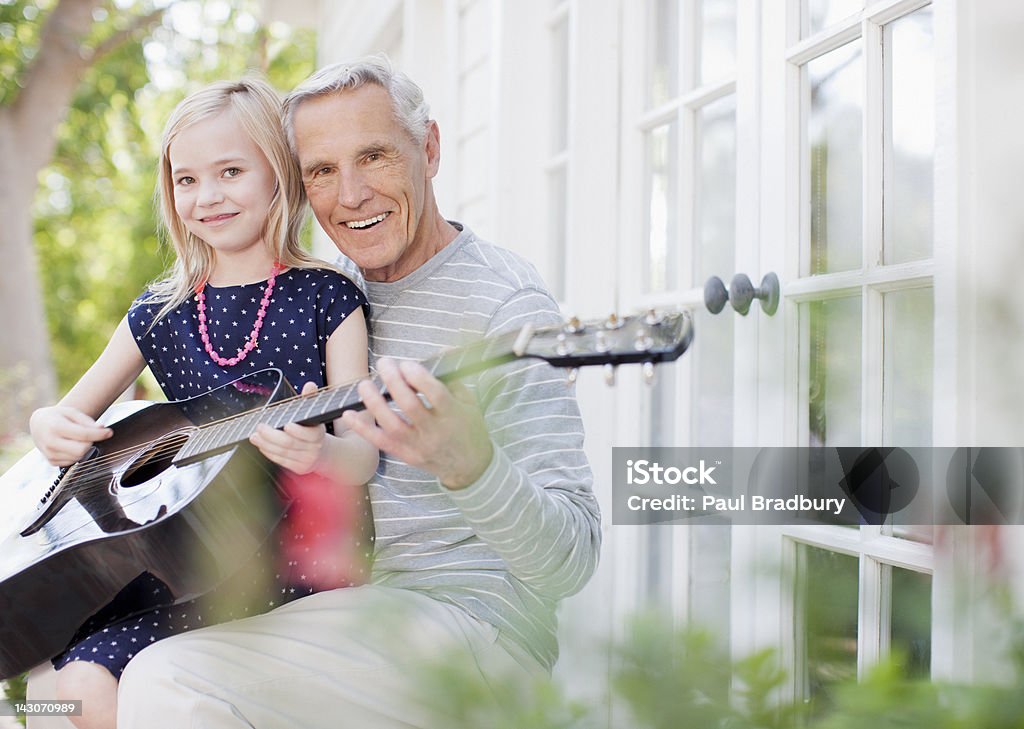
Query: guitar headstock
514,310,694,372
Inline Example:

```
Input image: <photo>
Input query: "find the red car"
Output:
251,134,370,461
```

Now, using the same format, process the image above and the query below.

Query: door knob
703,272,780,316
729,272,779,316
704,276,730,314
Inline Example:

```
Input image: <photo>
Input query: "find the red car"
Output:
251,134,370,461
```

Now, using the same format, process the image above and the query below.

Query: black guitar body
0,370,293,679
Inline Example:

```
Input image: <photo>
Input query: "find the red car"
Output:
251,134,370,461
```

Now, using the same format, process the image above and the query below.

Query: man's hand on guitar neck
342,358,494,491
29,405,113,467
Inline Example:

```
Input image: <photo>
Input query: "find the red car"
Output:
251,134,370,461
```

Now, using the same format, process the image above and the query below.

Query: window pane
690,524,731,658
643,373,678,608
644,123,680,292
799,545,859,717
647,0,679,107
643,526,675,608
699,0,737,84
808,42,863,275
649,362,678,448
696,96,736,282
806,0,863,36
884,287,933,446
692,308,733,445
891,567,931,678
806,296,862,446
885,6,934,264
693,95,736,445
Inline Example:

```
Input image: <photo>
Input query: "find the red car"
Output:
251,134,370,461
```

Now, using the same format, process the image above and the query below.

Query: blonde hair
145,77,325,325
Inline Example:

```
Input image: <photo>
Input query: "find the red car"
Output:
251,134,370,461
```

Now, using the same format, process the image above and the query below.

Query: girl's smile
199,212,240,225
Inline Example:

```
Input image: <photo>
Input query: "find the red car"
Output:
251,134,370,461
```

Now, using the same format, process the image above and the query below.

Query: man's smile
345,211,391,229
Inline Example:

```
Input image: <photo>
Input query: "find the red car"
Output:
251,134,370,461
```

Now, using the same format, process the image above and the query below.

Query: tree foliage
3,0,316,408
415,607,1024,729
34,3,164,397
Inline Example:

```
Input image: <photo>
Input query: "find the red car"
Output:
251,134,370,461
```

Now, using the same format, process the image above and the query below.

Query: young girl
28,78,378,729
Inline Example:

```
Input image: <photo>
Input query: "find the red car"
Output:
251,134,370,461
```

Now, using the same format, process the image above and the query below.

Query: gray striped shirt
339,224,601,670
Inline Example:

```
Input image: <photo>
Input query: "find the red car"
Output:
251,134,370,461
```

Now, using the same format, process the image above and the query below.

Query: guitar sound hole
120,431,193,488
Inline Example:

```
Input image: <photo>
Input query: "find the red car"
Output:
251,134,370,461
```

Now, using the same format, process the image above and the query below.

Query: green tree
0,0,164,434
0,0,316,436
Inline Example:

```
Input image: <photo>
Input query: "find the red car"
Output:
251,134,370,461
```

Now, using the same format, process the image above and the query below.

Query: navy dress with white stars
51,267,373,679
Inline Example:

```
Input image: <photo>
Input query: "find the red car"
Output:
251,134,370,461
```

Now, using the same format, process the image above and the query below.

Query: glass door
619,0,946,707
619,0,739,643
744,0,941,711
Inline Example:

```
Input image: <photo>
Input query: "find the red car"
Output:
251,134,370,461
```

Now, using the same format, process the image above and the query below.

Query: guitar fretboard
172,329,521,465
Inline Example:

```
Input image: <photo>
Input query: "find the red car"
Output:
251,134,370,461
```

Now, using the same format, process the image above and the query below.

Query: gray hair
282,54,430,154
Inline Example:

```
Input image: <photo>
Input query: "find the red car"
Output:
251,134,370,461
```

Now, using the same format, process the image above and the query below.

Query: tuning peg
605,313,622,329
566,368,579,386
642,361,656,385
512,322,536,356
633,326,653,352
644,309,664,326
603,364,617,386
595,330,610,353
564,316,584,334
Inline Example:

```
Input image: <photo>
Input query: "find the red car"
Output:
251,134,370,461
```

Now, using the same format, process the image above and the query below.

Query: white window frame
731,0,964,695
616,0,742,620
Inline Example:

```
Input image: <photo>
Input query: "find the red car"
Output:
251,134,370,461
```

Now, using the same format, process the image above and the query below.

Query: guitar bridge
20,447,98,537
48,466,69,499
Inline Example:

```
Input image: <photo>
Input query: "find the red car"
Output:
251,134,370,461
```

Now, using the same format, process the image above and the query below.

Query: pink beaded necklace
195,262,282,367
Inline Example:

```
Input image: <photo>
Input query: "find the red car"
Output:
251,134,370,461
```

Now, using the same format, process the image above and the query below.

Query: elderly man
108,57,601,728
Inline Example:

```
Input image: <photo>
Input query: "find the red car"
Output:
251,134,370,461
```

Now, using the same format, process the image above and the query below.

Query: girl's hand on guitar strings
29,406,113,467
248,382,328,475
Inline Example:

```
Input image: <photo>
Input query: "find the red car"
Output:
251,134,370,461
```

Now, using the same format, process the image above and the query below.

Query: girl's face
168,109,277,262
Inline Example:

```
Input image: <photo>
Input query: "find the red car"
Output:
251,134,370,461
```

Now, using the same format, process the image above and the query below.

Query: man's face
292,84,440,282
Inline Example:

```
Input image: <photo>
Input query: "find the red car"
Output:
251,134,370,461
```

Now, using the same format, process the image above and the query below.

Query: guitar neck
172,331,522,466
172,310,693,466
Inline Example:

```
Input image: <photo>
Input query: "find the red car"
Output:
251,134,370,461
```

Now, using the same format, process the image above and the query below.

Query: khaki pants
29,585,541,728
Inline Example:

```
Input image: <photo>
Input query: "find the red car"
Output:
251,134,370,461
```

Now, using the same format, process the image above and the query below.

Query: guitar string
32,319,676,494
60,341,476,480
47,376,369,486
41,330,526,488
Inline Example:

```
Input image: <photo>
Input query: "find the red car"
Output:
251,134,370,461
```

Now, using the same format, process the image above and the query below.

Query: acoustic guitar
0,310,693,679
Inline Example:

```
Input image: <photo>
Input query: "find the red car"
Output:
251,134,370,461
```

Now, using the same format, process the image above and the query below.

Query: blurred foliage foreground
415,609,1024,729
3,555,1024,727
1,426,1021,727
5,617,1023,729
